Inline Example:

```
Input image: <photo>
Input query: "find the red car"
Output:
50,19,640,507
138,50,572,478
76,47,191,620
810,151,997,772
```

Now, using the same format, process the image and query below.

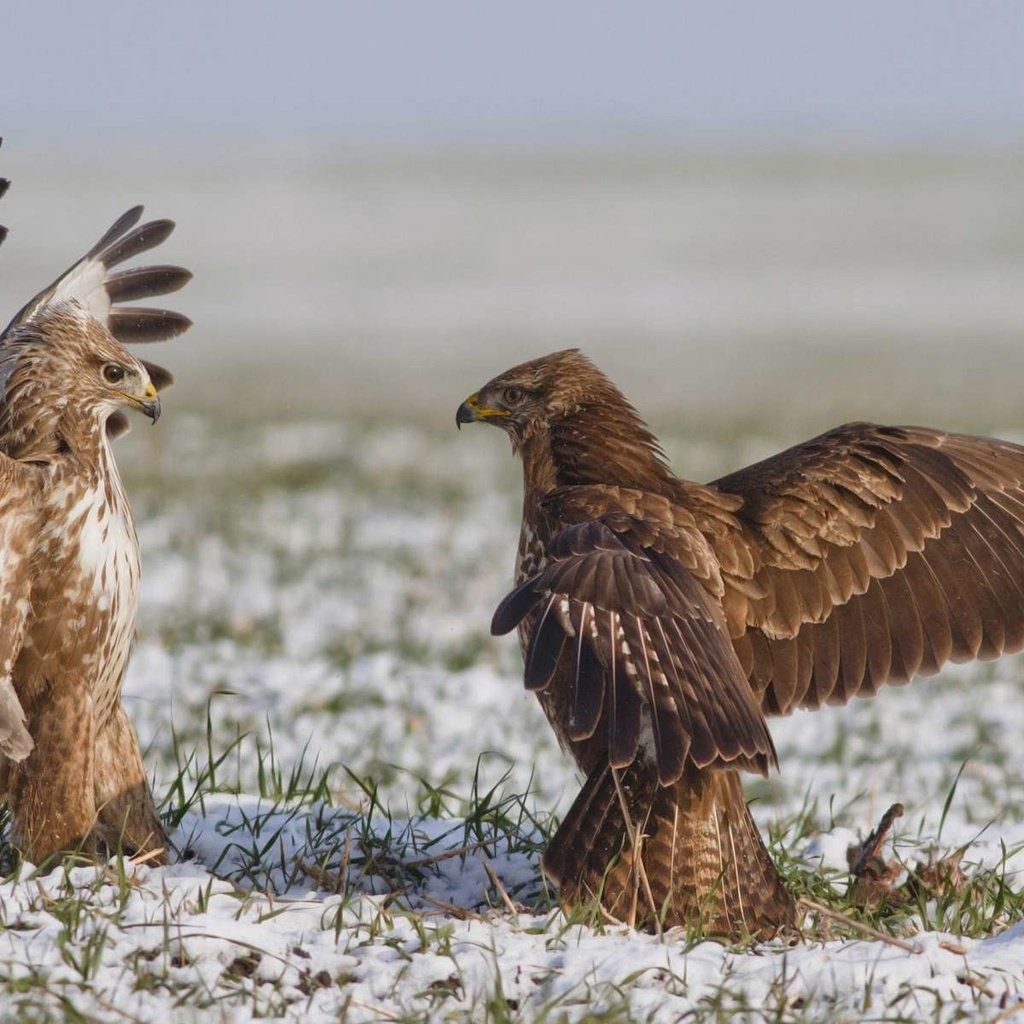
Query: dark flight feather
2,206,192,346
496,518,776,783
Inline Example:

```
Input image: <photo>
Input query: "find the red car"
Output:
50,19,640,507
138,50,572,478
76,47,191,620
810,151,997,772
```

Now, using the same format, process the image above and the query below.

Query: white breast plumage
67,475,138,594
41,442,140,722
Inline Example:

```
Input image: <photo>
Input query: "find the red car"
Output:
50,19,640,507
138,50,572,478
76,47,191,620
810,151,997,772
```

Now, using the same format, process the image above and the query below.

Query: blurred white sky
2,1,1022,147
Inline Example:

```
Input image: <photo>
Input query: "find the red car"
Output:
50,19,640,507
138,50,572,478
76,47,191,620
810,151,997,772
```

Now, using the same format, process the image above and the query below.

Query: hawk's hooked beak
123,381,161,424
142,396,161,424
141,381,161,424
456,392,508,429
456,395,479,429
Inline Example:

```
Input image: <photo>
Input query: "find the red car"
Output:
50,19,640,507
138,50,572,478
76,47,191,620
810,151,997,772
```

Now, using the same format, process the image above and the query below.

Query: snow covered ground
1,413,1023,1023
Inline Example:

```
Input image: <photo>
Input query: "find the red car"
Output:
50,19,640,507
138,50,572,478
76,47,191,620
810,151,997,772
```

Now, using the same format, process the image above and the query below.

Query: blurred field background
3,147,1024,439
4,1,1024,441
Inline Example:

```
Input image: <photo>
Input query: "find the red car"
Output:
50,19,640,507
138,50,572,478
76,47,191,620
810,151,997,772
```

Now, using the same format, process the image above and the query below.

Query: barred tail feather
543,762,794,940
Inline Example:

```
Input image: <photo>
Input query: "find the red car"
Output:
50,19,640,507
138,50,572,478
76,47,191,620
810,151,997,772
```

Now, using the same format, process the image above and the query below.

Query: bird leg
93,704,167,863
8,680,98,864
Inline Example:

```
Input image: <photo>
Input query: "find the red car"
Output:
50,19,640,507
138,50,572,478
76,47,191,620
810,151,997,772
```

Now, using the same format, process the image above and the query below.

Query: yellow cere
465,395,510,418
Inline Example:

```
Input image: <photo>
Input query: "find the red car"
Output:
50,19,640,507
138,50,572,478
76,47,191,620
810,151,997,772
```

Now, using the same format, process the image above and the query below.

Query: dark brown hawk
0,154,191,863
458,348,1024,940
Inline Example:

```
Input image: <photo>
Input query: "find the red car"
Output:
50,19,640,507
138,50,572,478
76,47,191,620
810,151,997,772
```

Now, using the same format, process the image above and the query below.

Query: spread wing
0,456,40,761
2,205,192,346
1,203,192,438
709,422,1024,715
492,491,776,785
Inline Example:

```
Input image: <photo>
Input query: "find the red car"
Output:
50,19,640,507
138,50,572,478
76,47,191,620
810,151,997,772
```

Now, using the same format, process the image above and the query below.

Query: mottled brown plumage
458,348,1024,940
0,197,190,864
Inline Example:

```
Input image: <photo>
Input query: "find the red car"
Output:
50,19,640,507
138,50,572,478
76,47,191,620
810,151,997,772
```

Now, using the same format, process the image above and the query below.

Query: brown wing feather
709,422,1024,715
492,507,776,784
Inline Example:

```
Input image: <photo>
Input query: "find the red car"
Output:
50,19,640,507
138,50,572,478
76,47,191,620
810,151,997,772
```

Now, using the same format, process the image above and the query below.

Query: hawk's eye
102,364,126,385
503,386,525,405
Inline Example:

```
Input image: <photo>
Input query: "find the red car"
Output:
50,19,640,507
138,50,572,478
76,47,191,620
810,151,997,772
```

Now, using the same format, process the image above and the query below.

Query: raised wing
0,456,41,761
1,203,192,438
711,422,1024,715
3,205,192,345
492,497,776,785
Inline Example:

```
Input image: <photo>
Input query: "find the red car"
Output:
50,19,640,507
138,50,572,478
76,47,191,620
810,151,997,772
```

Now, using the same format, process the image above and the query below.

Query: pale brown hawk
0,151,191,863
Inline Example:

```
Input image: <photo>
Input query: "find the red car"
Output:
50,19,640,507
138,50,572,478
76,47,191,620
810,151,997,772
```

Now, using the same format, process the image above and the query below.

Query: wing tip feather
106,308,193,343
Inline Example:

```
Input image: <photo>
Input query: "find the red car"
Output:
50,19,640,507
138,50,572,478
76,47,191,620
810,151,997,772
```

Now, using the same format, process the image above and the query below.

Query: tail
543,761,795,941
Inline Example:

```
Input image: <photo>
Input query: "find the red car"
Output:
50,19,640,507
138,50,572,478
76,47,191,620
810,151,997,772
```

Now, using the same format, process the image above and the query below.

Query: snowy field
0,415,1019,1022
1,149,1024,1021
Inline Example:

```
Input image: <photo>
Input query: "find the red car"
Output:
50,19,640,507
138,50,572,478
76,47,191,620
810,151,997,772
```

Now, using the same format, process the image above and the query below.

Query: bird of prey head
457,348,606,440
0,304,161,460
457,348,672,491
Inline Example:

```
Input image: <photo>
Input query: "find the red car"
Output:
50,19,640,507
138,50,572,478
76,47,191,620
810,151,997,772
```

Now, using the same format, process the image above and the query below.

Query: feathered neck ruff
520,371,677,497
0,315,106,464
